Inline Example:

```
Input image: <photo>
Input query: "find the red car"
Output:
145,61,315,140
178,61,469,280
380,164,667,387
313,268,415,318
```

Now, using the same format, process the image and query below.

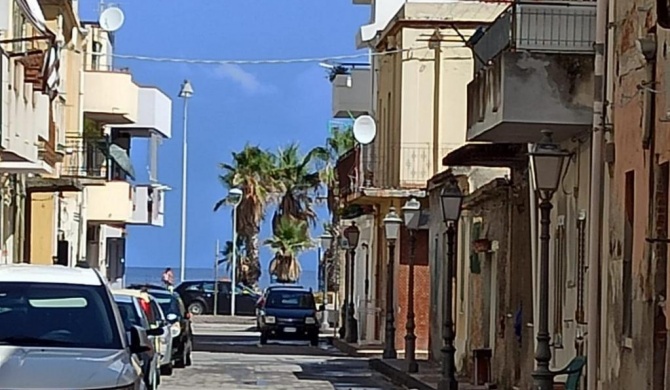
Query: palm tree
215,144,275,287
270,142,328,233
218,238,260,287
265,218,313,283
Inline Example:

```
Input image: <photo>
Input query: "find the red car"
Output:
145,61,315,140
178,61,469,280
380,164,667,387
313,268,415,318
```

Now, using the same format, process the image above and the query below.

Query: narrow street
161,319,403,390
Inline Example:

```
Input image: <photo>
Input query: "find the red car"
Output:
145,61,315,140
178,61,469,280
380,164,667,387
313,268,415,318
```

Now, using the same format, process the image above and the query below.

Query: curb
369,358,436,390
332,337,367,357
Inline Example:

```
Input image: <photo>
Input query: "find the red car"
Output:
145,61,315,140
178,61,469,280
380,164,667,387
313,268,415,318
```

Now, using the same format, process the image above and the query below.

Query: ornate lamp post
402,197,421,373
529,130,569,390
438,179,464,390
382,207,402,359
343,222,360,343
320,231,334,329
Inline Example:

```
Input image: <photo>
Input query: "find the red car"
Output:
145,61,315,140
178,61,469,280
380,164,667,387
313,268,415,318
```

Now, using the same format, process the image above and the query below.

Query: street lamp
382,207,402,359
178,80,194,284
319,231,334,328
529,130,569,390
402,197,421,373
228,188,243,316
438,178,463,390
343,222,360,343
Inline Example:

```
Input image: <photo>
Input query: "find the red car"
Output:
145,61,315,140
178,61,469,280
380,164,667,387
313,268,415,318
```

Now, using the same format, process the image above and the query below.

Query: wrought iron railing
61,137,108,178
471,1,597,74
336,143,459,197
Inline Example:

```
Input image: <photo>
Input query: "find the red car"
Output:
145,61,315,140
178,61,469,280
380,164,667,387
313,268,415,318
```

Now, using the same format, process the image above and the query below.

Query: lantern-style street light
529,130,569,390
437,178,463,390
402,197,421,373
343,222,360,343
382,207,402,359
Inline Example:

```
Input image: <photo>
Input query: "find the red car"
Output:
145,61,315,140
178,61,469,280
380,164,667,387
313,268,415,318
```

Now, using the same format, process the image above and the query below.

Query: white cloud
213,64,275,95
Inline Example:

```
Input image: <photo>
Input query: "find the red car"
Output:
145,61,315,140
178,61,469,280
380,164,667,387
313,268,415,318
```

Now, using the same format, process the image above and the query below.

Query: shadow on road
193,333,336,357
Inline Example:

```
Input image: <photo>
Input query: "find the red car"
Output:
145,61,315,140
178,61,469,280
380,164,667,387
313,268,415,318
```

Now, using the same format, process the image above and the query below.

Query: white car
0,264,151,389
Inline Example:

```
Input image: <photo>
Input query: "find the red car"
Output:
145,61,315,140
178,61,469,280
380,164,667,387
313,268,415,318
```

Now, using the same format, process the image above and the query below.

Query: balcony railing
336,143,458,197
61,137,108,178
471,1,596,73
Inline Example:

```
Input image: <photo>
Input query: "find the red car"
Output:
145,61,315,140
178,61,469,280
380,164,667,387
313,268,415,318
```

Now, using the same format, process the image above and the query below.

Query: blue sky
79,1,369,287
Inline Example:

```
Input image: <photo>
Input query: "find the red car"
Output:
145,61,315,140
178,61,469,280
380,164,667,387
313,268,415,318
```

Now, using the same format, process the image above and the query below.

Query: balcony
331,67,372,118
114,87,172,139
336,143,456,203
83,67,139,125
61,136,134,182
466,1,596,144
0,54,52,174
128,185,166,227
86,181,133,224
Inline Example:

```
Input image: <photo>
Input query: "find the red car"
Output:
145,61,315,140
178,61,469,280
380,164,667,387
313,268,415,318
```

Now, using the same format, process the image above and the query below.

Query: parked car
130,286,194,368
255,284,307,328
175,280,259,316
113,292,165,389
256,286,324,346
0,264,151,389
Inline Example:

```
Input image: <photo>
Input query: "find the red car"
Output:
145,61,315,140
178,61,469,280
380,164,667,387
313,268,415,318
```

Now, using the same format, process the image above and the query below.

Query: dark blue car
256,287,323,346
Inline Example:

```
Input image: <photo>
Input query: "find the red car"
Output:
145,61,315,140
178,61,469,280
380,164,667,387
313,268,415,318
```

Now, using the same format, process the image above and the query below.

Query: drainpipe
528,144,539,351
76,27,89,263
587,0,609,386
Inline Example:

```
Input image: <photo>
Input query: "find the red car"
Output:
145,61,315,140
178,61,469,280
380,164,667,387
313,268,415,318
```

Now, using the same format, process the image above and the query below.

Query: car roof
113,288,149,300
0,264,102,286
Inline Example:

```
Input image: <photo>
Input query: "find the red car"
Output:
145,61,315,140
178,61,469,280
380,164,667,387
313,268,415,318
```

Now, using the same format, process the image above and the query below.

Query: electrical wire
96,47,415,66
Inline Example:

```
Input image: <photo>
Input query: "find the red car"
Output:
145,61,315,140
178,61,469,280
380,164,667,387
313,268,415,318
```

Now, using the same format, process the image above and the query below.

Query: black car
129,286,194,368
175,280,259,316
256,287,324,346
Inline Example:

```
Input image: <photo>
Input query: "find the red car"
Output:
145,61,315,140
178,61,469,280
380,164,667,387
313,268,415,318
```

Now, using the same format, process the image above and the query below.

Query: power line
96,47,416,66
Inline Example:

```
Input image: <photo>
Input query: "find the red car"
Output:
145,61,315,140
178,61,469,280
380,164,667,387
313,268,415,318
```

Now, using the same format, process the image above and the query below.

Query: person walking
162,267,175,292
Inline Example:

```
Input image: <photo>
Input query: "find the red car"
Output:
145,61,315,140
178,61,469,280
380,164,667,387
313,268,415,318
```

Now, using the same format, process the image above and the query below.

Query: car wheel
188,302,205,316
160,363,173,376
310,334,319,347
259,331,268,345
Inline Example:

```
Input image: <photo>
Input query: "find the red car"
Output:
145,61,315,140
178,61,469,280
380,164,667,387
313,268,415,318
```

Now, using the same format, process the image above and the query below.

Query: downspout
528,144,539,350
587,0,609,386
76,26,89,264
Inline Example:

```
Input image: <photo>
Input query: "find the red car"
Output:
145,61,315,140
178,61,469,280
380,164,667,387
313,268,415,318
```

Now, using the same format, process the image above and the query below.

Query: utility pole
214,239,220,316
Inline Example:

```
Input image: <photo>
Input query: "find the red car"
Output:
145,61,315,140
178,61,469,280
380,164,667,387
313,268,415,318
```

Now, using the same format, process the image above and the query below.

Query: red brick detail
395,226,431,351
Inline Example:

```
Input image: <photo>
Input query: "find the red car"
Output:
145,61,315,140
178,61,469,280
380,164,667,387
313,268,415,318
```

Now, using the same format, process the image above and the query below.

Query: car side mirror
129,325,152,354
166,313,178,322
318,304,326,312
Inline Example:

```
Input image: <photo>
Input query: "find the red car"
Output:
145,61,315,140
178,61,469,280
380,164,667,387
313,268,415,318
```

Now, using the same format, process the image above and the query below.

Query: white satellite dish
353,115,377,145
99,6,125,32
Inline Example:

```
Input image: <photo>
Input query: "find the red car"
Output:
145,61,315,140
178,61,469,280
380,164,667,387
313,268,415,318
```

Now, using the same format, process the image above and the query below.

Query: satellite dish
353,115,377,145
99,6,125,32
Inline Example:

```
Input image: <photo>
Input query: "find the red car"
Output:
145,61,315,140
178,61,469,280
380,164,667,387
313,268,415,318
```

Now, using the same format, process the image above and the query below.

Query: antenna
352,115,377,145
99,5,125,32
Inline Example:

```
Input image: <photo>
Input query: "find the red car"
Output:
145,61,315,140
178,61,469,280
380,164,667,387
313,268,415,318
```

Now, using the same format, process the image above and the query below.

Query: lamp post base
531,370,554,390
345,302,358,343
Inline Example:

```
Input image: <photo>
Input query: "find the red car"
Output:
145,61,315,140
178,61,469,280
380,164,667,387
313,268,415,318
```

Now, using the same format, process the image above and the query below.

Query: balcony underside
343,188,427,206
468,121,590,144
83,71,139,125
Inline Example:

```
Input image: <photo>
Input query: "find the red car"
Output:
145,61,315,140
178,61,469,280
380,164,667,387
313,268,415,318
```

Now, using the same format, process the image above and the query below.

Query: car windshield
0,282,122,349
151,292,180,316
265,290,316,310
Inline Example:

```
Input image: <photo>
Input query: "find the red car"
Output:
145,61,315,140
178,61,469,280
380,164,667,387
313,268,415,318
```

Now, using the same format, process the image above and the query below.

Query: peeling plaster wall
604,0,658,387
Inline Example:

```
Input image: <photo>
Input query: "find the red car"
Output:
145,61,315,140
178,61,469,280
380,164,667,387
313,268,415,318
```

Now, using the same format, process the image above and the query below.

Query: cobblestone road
160,320,403,390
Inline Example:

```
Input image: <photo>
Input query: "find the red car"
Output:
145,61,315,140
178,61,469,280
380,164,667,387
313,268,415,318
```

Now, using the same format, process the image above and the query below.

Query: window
12,4,25,53
0,282,122,349
265,291,316,310
623,170,635,338
153,293,181,316
115,300,142,331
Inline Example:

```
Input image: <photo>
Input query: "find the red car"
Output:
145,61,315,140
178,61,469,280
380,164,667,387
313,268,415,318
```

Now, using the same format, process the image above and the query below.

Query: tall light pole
402,197,421,373
178,80,193,284
343,221,360,343
382,207,402,359
438,178,464,390
529,130,569,390
228,188,243,317
320,231,334,329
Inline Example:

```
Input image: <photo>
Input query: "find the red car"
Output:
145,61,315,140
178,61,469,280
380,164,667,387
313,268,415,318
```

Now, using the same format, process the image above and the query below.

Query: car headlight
170,322,182,338
305,317,316,325
264,315,276,324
